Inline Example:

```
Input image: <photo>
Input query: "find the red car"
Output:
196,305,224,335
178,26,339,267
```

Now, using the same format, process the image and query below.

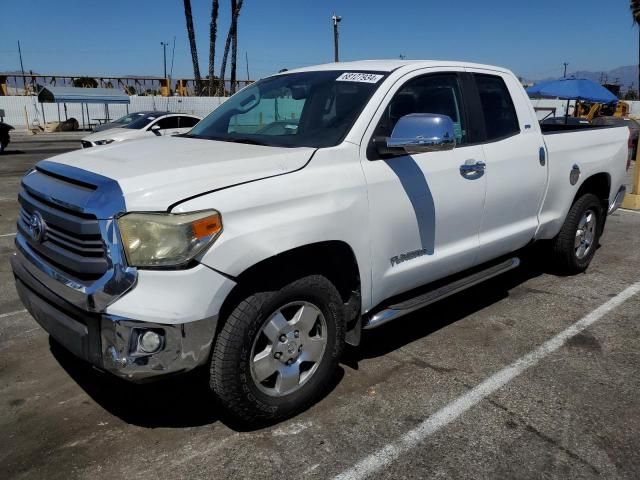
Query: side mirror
150,125,161,131
387,113,456,154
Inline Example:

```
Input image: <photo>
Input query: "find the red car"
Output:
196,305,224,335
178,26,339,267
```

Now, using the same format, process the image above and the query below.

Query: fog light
138,331,162,353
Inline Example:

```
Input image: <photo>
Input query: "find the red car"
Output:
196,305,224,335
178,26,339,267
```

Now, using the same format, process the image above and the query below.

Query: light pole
160,41,169,79
332,13,341,62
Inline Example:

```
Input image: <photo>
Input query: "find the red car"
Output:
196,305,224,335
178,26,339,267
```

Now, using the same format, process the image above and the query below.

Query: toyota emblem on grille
26,211,46,243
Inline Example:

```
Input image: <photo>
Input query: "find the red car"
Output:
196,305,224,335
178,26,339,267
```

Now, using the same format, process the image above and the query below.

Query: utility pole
17,41,27,93
170,37,176,80
245,51,250,81
332,13,342,62
160,41,169,78
563,62,568,78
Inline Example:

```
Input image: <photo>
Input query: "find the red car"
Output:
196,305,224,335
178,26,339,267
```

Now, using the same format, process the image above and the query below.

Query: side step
363,257,520,330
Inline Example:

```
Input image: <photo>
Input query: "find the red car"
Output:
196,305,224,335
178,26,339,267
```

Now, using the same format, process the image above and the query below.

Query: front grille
81,141,92,148
18,171,108,281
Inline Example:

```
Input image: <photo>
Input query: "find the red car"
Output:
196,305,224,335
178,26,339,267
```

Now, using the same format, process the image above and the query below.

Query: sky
1,0,638,82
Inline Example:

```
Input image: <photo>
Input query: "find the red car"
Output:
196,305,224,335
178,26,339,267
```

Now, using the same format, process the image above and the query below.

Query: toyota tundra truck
11,61,629,422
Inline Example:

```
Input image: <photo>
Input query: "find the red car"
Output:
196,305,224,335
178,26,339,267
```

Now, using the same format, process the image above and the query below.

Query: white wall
3,95,640,131
0,95,228,130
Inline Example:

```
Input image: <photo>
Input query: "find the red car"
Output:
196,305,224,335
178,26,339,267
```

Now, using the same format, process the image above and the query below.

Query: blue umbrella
526,78,618,104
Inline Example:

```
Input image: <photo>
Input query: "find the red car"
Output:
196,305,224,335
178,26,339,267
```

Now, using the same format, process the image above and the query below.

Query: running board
363,257,520,330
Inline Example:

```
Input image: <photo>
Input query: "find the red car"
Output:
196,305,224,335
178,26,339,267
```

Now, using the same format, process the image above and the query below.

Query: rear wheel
210,274,345,423
550,193,604,274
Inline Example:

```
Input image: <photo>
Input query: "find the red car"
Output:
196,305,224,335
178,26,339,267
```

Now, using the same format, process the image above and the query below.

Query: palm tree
633,1,640,104
208,0,219,96
218,0,243,96
183,0,202,94
632,0,640,23
229,0,244,94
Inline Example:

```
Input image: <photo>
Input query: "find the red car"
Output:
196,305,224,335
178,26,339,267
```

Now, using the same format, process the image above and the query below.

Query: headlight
94,139,115,145
117,210,222,267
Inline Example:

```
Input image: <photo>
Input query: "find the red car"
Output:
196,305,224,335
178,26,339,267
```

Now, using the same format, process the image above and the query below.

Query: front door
360,71,488,308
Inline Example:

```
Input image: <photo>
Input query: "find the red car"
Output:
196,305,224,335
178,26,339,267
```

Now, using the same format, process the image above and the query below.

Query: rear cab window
473,74,520,141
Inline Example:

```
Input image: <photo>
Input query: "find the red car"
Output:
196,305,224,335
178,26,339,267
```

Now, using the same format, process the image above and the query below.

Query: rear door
360,70,488,307
466,70,548,263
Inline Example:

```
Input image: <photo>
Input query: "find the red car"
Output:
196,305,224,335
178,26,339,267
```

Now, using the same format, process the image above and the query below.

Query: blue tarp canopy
37,86,130,104
526,78,618,104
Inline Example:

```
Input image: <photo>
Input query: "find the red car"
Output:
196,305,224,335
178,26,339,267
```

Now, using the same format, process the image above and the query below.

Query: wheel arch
573,172,610,209
216,240,363,344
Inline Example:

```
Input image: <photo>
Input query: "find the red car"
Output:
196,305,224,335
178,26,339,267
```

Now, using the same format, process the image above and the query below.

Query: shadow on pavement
345,250,547,365
50,337,345,431
50,248,552,430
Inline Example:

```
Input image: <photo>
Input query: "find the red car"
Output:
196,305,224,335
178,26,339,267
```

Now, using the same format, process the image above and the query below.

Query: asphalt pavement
1,132,639,480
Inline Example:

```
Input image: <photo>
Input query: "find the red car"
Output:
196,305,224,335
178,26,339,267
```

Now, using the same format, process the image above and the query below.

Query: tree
72,77,98,88
183,0,202,94
218,0,243,96
631,1,640,99
632,0,640,22
229,0,244,94
208,0,219,96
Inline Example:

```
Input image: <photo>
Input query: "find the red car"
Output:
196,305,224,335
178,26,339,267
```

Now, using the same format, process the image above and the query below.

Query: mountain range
535,65,640,90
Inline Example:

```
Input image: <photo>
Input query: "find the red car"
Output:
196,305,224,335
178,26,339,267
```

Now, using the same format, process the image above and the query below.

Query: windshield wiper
183,134,288,147
224,137,270,146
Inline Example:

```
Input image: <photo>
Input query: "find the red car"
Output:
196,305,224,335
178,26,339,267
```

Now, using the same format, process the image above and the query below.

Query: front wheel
550,193,604,274
210,274,345,423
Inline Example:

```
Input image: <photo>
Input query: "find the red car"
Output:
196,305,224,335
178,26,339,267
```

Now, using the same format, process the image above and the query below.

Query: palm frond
631,0,640,24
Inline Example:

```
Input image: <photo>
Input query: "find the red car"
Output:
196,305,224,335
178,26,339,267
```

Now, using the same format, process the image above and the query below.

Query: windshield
125,113,164,130
186,70,387,148
113,112,145,125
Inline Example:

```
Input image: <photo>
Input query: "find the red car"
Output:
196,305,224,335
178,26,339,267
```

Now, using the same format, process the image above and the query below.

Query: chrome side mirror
387,113,456,154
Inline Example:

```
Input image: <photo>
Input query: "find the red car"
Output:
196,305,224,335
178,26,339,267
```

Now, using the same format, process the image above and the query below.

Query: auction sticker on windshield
336,72,384,83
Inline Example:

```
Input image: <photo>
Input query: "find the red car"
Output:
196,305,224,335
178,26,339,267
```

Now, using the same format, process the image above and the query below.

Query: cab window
473,74,519,141
154,116,179,130
179,116,200,128
374,73,467,145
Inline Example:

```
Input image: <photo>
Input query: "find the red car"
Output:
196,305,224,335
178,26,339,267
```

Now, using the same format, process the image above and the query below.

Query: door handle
459,161,486,175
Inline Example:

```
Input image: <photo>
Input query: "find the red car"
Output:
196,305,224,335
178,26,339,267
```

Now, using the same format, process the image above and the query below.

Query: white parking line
0,309,27,319
619,208,640,215
334,280,640,480
0,232,16,238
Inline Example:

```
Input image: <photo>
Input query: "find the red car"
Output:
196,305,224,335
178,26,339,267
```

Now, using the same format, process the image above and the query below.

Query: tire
210,274,345,423
550,193,604,274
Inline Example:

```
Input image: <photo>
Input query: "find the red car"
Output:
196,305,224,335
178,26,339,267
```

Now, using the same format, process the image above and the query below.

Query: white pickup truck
11,60,629,422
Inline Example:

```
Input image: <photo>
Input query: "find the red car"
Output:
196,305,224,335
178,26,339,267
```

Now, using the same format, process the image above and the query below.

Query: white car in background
81,112,201,148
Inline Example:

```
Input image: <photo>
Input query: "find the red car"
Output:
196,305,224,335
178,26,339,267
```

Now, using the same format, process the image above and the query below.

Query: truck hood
45,136,315,211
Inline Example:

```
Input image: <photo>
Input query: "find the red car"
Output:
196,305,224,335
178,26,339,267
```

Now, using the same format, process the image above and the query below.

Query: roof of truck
285,59,511,74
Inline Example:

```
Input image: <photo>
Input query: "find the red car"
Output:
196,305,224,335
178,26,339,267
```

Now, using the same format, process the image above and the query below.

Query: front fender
172,145,373,312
